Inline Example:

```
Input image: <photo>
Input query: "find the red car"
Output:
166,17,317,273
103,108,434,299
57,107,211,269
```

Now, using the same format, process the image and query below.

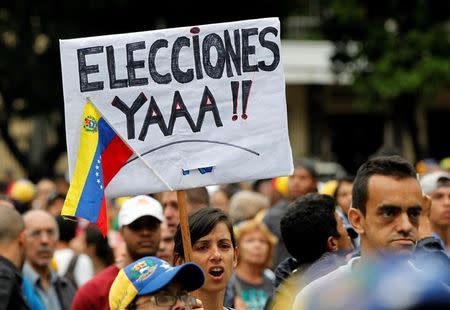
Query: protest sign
60,17,293,197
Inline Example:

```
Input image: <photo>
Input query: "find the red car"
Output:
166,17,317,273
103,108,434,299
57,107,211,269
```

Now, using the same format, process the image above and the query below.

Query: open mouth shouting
208,266,225,281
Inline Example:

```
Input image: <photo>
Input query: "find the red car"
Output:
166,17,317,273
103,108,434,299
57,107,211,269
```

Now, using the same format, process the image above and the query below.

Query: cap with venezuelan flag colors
109,256,205,310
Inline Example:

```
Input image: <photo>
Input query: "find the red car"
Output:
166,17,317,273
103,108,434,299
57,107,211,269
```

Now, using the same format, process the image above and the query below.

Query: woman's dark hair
174,207,236,260
85,225,114,266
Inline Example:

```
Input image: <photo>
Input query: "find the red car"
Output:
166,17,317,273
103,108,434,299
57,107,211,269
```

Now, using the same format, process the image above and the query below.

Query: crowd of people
1,153,450,309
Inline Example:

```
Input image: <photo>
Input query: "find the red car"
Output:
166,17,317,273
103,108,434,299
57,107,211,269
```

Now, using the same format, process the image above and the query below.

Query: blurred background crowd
1,149,450,309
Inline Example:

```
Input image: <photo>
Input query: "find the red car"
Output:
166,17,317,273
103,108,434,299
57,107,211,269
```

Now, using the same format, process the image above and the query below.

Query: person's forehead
337,182,352,193
367,175,422,203
432,185,450,195
161,191,177,202
26,212,56,228
241,229,265,240
28,220,56,230
368,174,419,188
197,222,231,241
292,167,313,177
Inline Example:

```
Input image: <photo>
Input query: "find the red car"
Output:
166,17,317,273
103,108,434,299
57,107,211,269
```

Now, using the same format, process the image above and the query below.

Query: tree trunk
384,97,422,162
0,94,30,174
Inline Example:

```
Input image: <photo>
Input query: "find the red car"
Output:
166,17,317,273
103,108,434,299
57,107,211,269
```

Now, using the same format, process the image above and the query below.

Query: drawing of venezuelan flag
62,100,134,236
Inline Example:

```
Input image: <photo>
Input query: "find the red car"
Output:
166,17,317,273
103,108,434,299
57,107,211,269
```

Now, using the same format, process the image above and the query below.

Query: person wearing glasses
22,209,77,310
109,256,205,310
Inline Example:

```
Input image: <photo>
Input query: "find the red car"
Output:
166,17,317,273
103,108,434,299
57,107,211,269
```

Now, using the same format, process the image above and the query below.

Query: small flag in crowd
61,100,134,236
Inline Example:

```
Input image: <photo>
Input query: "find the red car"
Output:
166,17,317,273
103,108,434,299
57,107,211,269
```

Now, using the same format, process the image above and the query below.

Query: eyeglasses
135,294,197,308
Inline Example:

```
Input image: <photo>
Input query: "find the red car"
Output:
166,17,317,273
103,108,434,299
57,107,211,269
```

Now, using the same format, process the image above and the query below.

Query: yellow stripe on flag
62,101,100,216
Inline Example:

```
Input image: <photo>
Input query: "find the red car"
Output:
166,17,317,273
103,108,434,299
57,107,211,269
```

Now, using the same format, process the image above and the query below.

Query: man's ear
348,207,365,235
422,194,431,218
18,229,26,246
327,236,338,252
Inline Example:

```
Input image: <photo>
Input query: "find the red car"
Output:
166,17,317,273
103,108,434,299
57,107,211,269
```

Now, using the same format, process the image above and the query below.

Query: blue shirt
432,232,445,247
22,262,62,310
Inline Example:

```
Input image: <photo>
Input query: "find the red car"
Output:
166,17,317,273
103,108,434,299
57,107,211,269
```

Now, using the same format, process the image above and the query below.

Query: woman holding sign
174,208,238,310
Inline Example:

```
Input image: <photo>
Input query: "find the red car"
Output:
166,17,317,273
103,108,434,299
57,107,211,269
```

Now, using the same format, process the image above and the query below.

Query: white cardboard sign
60,17,293,196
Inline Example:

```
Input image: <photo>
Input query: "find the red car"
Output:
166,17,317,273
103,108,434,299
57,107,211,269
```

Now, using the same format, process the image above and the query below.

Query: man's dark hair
174,207,235,260
186,187,210,206
85,225,114,266
293,158,318,179
370,145,402,158
280,193,339,265
0,205,24,241
252,179,272,193
352,155,417,214
56,216,77,243
47,191,66,206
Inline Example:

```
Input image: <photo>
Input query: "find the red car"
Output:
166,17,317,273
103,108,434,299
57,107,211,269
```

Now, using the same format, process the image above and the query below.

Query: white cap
118,195,164,228
420,171,450,194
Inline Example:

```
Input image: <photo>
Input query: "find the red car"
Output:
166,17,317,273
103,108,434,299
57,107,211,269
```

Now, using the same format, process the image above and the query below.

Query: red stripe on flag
97,197,108,236
102,136,133,185
98,135,133,236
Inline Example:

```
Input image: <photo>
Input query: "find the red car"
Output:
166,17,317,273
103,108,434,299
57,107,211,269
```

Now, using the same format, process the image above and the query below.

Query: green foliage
321,0,450,109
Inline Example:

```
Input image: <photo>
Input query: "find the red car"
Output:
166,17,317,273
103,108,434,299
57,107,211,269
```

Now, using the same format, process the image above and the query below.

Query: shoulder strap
66,253,79,276
63,253,79,289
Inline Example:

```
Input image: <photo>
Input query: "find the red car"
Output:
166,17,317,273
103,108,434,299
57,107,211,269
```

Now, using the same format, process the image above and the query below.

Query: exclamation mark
241,80,252,120
231,81,239,121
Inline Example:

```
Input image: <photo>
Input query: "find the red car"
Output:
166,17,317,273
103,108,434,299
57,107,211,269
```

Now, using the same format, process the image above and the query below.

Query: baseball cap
118,195,164,228
319,179,338,197
272,176,289,197
440,157,450,171
9,179,36,204
109,256,205,310
420,171,450,195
